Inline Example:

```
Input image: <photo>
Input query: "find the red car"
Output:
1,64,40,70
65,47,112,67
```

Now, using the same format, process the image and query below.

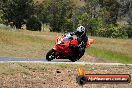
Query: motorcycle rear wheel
78,50,85,59
46,49,55,61
69,50,85,62
69,56,79,62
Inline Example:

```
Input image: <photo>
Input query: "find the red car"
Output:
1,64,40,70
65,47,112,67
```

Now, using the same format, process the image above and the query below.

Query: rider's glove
70,32,76,36
69,44,73,48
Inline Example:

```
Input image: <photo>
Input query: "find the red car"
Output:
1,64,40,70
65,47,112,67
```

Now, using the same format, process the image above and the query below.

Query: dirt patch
0,63,131,88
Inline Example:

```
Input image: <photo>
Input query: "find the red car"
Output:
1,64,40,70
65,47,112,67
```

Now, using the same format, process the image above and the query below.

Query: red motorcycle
46,33,93,62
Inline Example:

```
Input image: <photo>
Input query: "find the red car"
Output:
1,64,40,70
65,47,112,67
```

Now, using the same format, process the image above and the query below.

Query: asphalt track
0,57,132,66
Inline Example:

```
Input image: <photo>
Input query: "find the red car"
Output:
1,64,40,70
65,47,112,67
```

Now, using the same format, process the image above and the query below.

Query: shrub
124,26,132,38
26,16,42,31
97,28,107,37
111,27,128,38
97,24,131,38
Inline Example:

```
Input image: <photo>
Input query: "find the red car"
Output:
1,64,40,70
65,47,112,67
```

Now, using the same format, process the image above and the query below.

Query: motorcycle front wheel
46,49,55,61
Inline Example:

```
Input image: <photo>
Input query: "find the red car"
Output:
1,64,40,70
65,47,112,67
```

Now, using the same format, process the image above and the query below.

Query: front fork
53,45,59,54
53,45,62,59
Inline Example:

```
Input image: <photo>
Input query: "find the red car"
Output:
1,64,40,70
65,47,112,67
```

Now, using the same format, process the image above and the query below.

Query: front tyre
46,49,55,61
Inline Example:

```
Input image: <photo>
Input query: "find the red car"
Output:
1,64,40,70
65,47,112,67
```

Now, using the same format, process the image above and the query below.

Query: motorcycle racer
70,26,88,54
46,26,93,61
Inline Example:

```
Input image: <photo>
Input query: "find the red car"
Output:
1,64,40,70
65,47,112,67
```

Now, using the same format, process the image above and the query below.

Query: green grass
85,36,132,63
86,47,132,64
0,29,132,63
0,29,55,58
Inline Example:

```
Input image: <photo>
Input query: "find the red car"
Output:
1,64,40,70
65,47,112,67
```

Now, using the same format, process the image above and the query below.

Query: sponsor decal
76,67,131,85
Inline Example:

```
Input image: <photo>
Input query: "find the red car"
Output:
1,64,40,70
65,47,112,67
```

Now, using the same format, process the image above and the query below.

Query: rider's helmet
76,26,85,37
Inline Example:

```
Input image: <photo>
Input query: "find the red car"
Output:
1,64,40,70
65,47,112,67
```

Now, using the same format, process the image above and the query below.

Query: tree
39,0,75,32
0,10,3,23
118,0,132,25
75,0,101,35
99,0,120,25
2,0,34,29
26,15,41,31
0,0,7,23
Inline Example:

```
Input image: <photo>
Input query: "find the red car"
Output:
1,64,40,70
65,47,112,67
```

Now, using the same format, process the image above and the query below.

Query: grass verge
86,46,132,64
85,36,132,63
0,29,55,58
0,29,131,63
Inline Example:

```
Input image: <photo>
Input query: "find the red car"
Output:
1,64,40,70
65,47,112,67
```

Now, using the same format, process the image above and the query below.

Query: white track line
0,61,132,66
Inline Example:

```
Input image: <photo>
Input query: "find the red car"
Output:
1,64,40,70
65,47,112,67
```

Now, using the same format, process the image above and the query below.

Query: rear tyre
46,49,55,61
69,50,85,62
69,56,79,62
69,58,78,62
78,50,85,59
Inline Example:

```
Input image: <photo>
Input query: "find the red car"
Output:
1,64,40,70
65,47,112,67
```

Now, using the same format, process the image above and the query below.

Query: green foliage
124,26,132,38
99,0,120,25
26,16,41,31
88,18,101,36
62,18,73,32
38,0,74,32
86,47,132,64
74,11,102,36
111,27,128,38
97,28,107,37
0,10,3,23
97,24,131,38
0,0,131,38
1,0,34,29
